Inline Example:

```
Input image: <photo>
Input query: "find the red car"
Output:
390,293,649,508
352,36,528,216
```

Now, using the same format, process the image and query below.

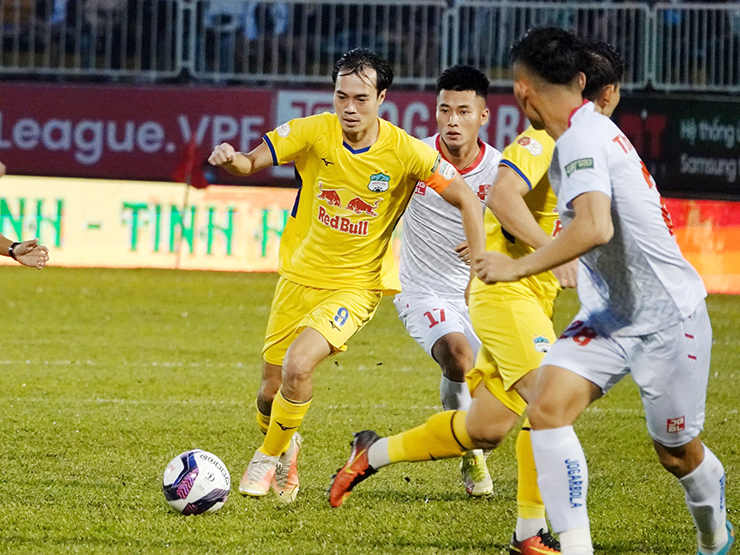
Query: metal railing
188,0,449,86
1,1,739,92
653,3,740,92
446,2,651,89
0,0,182,78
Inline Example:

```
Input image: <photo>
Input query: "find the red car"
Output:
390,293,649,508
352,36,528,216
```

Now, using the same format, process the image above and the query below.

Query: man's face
436,89,489,151
512,62,546,130
333,69,385,136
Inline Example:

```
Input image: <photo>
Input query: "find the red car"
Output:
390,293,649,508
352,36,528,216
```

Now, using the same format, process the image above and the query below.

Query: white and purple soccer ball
162,449,231,515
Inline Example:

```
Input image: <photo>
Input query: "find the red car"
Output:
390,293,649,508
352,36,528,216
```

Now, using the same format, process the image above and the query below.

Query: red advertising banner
0,84,524,184
665,198,740,295
0,83,274,184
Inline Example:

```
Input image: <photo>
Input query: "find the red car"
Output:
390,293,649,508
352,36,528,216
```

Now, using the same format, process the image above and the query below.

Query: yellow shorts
466,280,556,416
262,276,382,366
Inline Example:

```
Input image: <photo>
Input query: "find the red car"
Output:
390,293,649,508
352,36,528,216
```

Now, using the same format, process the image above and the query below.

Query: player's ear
513,80,528,105
480,107,490,126
377,89,387,105
577,71,587,93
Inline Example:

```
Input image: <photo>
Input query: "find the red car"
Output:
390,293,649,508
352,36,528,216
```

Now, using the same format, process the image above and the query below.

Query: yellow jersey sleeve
263,113,330,166
499,127,554,189
475,126,560,301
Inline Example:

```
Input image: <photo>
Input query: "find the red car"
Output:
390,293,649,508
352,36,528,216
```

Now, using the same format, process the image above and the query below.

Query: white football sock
531,426,592,555
516,517,548,541
679,445,728,554
367,437,391,469
440,374,471,411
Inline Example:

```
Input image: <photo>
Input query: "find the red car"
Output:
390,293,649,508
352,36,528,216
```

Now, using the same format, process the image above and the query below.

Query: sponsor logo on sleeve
565,157,594,177
276,123,291,137
517,136,543,156
439,159,456,181
431,153,441,173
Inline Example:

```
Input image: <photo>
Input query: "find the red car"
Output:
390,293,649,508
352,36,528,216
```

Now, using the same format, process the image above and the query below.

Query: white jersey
549,102,706,336
399,135,501,299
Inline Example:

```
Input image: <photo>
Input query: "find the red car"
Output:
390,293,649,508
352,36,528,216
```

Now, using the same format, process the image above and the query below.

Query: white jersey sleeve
549,102,706,336
398,135,502,299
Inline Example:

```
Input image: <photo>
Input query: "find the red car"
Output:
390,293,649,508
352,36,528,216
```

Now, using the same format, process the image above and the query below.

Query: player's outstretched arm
474,191,612,284
488,165,553,250
0,235,49,270
208,142,274,177
439,175,486,265
487,165,578,288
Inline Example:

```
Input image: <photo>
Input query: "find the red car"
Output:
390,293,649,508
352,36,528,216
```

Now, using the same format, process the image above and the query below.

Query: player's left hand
473,252,520,284
13,239,50,270
455,240,470,265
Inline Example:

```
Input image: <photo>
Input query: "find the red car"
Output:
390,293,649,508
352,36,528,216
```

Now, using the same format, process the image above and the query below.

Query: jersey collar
435,134,486,175
568,99,593,128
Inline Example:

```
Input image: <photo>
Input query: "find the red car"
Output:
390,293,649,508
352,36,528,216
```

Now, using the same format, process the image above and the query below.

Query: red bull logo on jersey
317,206,370,236
317,183,342,206
346,197,379,217
315,181,383,235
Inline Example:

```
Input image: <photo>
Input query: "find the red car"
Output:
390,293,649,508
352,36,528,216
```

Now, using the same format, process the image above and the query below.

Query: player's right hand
552,259,578,289
208,143,236,167
13,239,49,270
455,240,470,265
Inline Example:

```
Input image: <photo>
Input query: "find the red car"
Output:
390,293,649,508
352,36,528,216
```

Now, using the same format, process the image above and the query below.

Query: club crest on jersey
565,158,594,176
368,172,390,192
517,136,543,156
276,122,291,137
533,335,551,353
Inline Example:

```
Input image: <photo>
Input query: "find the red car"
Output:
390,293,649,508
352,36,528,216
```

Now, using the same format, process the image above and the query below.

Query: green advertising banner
614,95,740,198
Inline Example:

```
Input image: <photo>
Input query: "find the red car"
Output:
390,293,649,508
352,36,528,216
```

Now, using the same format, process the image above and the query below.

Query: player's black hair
581,37,625,101
332,48,394,96
509,26,585,85
436,65,490,98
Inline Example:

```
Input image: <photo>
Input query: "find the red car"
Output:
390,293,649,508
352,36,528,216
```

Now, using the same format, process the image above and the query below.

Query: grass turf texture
0,267,737,555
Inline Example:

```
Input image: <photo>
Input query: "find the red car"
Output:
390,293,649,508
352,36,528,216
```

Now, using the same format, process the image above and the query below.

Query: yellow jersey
472,126,561,300
264,112,455,290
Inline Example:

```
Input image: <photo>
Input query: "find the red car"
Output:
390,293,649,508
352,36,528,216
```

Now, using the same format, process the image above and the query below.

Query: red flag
173,139,208,189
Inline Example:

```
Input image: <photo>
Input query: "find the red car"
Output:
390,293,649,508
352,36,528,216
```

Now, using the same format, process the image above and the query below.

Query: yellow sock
516,419,546,520
255,399,270,435
387,410,474,463
260,389,311,457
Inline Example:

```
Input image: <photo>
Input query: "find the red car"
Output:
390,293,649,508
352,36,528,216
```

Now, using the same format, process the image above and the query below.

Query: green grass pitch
0,267,737,554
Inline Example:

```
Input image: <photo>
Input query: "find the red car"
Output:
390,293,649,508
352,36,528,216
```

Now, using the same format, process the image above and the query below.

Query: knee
435,341,475,381
527,397,569,430
656,450,686,477
466,418,505,451
281,358,313,385
654,440,703,478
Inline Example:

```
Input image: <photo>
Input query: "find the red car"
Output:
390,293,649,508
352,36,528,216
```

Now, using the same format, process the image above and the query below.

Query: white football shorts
542,300,711,447
393,292,481,358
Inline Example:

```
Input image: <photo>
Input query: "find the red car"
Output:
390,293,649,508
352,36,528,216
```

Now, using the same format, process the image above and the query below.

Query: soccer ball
162,449,231,515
